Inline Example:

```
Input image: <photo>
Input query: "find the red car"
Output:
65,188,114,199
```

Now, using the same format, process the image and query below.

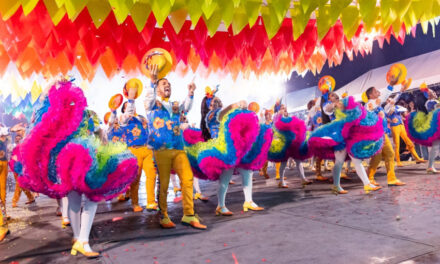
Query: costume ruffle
238,124,273,170
15,82,138,202
183,109,259,180
404,109,440,146
268,115,310,162
308,96,384,160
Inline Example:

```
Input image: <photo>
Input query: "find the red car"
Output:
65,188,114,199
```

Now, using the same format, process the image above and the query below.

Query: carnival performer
9,134,35,208
310,92,383,194
268,104,313,188
365,77,408,186
404,83,440,173
109,79,158,212
12,80,138,257
144,64,206,229
183,98,265,216
0,123,26,218
259,108,274,179
384,93,425,166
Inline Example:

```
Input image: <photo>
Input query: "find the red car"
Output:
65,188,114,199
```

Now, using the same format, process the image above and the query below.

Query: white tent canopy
335,49,440,100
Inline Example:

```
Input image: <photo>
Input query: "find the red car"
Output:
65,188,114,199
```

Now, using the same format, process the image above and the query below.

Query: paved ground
2,162,440,264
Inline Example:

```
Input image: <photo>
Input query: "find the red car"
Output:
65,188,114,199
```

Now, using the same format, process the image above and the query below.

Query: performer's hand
149,64,159,84
188,82,196,96
127,88,137,100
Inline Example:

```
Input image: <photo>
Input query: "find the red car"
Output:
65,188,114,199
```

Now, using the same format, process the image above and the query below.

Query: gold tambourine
141,48,173,80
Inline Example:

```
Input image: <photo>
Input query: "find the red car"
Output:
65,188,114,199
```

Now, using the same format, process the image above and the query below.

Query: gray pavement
2,162,440,264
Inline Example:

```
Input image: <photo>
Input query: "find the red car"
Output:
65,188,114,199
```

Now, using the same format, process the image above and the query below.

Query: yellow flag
0,0,20,20
232,6,248,35
151,0,173,26
31,80,42,103
341,5,360,40
86,0,112,28
21,0,39,15
131,2,152,32
243,0,262,28
169,8,188,33
64,0,88,20
187,0,203,26
43,0,67,26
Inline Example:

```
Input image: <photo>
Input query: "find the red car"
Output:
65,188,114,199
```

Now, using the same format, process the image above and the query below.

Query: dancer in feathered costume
183,97,263,216
384,91,426,167
308,93,384,194
365,76,409,186
267,104,313,188
404,83,440,173
13,80,138,257
259,109,275,179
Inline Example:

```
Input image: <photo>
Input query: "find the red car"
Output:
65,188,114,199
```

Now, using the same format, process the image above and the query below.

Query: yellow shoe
301,180,312,186
364,184,382,194
278,182,288,188
396,162,404,167
61,219,71,229
146,203,158,211
416,159,427,164
427,168,439,174
194,193,209,201
316,175,329,181
243,201,264,212
12,203,17,208
133,205,143,212
215,206,234,216
160,216,176,229
388,179,406,186
0,229,9,242
275,175,280,180
340,172,351,180
173,187,181,195
71,241,100,258
181,215,207,230
331,186,348,195
369,179,380,186
117,195,129,202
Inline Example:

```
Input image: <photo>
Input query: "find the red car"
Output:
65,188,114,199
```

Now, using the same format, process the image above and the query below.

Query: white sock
78,197,98,245
67,191,82,239
428,140,440,169
61,196,69,220
295,159,306,181
349,155,371,186
238,169,253,202
279,161,287,185
218,169,233,208
170,174,180,190
193,177,202,194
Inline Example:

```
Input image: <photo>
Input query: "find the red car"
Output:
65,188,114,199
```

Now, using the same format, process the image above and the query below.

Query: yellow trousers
154,149,194,217
0,205,7,239
275,162,281,179
0,161,7,206
12,173,34,204
128,146,157,206
368,135,397,183
390,124,422,163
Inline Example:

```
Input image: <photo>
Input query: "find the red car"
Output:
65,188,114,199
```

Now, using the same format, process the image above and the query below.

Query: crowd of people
1,61,440,260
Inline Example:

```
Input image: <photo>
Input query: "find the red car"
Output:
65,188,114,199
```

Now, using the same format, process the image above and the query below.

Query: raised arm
180,82,196,113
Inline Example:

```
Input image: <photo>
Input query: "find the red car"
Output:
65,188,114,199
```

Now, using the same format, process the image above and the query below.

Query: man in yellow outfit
365,79,407,186
0,124,25,216
109,79,157,212
144,64,206,230
11,134,35,207
384,98,426,166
